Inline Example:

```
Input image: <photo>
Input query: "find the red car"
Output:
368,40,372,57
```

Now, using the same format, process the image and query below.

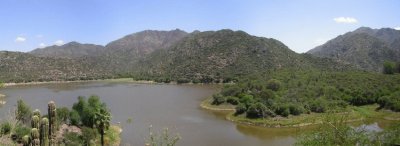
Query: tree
57,107,70,124
16,99,32,124
383,61,396,74
94,107,111,146
69,110,81,126
266,79,282,91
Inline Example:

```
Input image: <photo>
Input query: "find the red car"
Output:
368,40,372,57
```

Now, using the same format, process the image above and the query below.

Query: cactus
33,109,41,118
40,118,49,146
22,135,30,146
48,101,57,145
31,115,40,129
31,128,40,146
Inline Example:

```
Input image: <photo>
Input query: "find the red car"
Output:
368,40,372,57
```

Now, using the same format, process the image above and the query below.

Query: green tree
57,107,70,124
266,79,282,91
383,61,396,74
94,107,111,146
16,99,32,124
69,110,81,126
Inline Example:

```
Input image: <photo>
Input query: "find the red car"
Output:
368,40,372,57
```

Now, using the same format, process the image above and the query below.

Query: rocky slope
308,27,400,71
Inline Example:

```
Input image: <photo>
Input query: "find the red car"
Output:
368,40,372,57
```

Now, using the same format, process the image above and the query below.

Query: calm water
0,81,389,146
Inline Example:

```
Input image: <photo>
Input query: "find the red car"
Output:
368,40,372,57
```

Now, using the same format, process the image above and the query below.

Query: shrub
0,122,12,135
266,79,282,91
16,99,32,123
177,78,190,84
226,96,239,105
14,124,31,141
211,94,225,105
246,103,272,118
383,61,396,74
235,103,247,115
70,110,81,126
310,98,328,113
57,107,70,124
289,104,304,115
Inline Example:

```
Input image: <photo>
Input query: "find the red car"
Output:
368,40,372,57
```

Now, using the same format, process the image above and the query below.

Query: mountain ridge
307,27,400,71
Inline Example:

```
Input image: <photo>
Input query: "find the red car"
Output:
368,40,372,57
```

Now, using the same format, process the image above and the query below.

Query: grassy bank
201,97,400,128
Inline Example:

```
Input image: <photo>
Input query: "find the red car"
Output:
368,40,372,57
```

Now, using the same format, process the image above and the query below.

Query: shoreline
200,97,400,128
2,78,157,87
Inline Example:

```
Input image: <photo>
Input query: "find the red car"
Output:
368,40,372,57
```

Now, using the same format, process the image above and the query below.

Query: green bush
57,107,70,124
266,79,281,91
289,104,304,116
14,124,31,141
309,99,328,113
0,122,11,135
211,94,225,105
235,103,247,115
275,105,290,117
383,61,396,74
177,78,190,84
226,96,239,105
70,110,81,126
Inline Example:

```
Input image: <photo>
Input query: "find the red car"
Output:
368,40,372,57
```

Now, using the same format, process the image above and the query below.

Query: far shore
2,78,158,87
200,96,400,128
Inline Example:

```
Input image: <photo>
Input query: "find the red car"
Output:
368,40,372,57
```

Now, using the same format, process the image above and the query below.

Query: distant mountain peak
29,41,105,58
307,27,400,71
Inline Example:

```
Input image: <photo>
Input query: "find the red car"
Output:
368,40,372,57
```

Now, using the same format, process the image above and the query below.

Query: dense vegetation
0,29,353,84
296,113,400,146
132,30,353,83
212,69,400,119
0,96,116,146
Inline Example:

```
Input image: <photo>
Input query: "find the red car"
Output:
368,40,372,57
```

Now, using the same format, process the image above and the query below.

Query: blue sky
1,0,399,53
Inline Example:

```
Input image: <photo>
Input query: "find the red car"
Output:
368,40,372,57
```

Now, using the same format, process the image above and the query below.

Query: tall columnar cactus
40,118,49,146
22,135,30,146
31,115,40,129
31,128,40,146
48,101,57,145
33,109,41,118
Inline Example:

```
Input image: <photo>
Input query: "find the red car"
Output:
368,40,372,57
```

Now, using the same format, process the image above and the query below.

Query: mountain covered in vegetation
30,42,105,58
0,29,369,83
308,27,400,71
0,51,111,82
135,29,352,82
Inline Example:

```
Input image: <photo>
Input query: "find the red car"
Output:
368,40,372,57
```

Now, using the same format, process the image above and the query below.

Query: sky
0,0,399,53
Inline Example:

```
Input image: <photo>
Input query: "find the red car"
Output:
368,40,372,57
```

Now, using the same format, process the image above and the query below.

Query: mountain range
307,27,400,71
0,27,397,82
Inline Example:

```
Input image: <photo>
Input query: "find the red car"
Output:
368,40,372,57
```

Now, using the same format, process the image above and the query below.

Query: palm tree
94,107,111,146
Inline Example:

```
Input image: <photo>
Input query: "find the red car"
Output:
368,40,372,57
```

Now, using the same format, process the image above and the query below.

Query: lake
0,81,389,146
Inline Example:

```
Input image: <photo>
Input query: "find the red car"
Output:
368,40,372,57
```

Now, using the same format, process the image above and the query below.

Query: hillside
0,29,354,83
135,29,352,82
0,51,111,82
30,42,105,58
307,27,400,71
100,29,189,73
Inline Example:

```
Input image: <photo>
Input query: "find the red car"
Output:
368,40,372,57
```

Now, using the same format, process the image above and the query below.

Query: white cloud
39,43,46,48
15,37,26,43
333,17,358,24
54,40,64,46
394,27,400,30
